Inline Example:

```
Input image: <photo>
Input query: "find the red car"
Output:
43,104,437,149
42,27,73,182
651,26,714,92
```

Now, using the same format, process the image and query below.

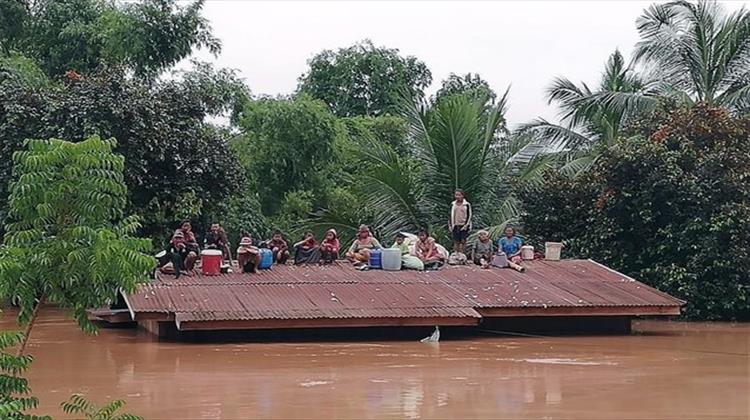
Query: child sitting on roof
392,233,424,271
320,229,340,264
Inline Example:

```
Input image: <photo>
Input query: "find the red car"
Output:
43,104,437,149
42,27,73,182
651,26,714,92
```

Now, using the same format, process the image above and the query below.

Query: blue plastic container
368,249,383,269
258,248,273,269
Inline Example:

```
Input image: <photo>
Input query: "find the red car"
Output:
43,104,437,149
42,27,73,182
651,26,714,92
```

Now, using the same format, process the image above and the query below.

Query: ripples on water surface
1,309,747,419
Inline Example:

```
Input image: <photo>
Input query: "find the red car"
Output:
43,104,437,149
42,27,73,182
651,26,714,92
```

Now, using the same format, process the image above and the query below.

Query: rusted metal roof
122,259,684,330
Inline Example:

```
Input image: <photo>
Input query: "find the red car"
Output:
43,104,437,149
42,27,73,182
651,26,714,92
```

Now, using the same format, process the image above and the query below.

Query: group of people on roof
158,189,527,277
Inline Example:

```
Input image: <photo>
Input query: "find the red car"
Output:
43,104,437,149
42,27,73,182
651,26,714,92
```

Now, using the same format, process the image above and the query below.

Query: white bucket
381,248,402,271
545,242,563,261
521,245,534,260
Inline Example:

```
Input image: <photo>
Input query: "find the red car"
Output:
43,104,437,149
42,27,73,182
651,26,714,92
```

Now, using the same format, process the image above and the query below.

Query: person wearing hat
236,235,260,273
471,229,495,269
319,229,340,264
159,230,192,278
345,224,382,265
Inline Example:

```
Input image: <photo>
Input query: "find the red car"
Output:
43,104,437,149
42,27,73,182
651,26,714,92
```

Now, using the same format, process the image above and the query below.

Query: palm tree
516,50,656,173
312,89,552,245
634,0,750,113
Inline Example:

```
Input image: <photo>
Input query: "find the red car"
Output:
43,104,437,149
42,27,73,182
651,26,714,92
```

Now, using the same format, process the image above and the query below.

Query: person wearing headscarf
320,229,340,264
471,229,494,268
346,224,382,265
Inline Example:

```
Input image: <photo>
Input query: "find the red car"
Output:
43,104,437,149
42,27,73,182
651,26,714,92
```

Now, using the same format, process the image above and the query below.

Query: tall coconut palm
518,50,655,155
634,0,750,113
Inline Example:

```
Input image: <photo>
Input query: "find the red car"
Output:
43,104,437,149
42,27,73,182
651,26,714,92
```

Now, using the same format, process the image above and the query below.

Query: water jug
258,248,273,269
368,248,383,269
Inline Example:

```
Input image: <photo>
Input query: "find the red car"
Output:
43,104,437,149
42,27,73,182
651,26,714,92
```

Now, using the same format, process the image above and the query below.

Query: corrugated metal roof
124,259,684,326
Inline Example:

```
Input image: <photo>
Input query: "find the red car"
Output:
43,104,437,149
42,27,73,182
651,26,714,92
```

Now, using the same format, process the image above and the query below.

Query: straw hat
239,236,252,246
172,230,184,239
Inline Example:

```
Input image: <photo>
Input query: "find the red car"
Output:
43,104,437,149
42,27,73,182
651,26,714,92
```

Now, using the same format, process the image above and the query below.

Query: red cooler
201,250,222,276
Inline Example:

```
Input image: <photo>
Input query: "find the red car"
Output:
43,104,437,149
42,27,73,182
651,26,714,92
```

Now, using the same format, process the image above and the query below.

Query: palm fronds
634,0,750,110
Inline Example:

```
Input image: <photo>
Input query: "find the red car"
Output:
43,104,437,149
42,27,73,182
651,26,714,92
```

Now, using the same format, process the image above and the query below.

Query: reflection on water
1,309,747,419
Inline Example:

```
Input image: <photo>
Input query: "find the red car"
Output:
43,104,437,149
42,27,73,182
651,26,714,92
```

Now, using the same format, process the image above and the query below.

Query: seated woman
346,225,381,265
204,223,232,262
236,235,260,273
392,233,424,271
498,226,525,272
293,231,321,265
471,229,494,269
160,230,192,278
266,230,290,264
320,229,340,264
176,220,199,270
415,228,443,270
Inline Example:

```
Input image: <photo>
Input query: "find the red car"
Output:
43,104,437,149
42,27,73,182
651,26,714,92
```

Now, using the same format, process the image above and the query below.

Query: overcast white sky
185,0,747,126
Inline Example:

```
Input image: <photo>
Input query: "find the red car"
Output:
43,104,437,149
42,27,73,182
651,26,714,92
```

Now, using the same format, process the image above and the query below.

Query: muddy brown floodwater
1,308,747,419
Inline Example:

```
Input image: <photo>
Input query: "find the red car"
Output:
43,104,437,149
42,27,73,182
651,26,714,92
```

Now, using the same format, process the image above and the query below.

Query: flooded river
3,308,747,419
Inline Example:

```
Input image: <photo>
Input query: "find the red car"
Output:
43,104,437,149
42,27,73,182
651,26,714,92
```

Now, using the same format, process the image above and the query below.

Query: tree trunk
17,294,46,356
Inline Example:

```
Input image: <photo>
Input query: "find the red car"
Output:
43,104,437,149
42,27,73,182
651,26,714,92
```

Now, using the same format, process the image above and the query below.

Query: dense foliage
522,105,750,320
0,0,219,78
0,66,244,242
0,136,155,332
0,331,48,419
298,40,432,117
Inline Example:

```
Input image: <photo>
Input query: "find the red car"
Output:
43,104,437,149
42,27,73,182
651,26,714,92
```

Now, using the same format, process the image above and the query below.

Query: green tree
316,89,549,244
521,105,750,320
233,96,343,217
0,66,244,241
0,0,28,55
297,40,432,117
341,115,410,157
3,0,219,78
0,136,155,344
0,136,149,419
517,50,657,172
434,72,496,104
634,0,750,113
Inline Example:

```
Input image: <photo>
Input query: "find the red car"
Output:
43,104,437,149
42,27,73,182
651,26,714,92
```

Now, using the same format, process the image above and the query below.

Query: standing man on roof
449,189,472,255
